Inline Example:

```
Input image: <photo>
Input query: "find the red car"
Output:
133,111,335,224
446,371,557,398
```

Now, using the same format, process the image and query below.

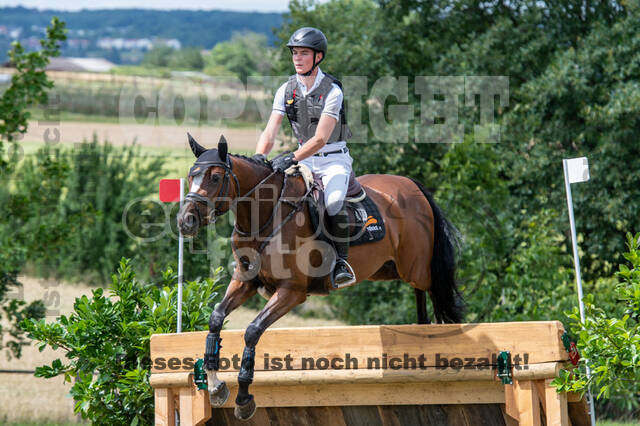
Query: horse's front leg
234,285,307,420
205,278,257,407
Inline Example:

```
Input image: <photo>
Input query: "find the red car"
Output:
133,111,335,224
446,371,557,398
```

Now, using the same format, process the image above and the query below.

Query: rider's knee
326,196,345,216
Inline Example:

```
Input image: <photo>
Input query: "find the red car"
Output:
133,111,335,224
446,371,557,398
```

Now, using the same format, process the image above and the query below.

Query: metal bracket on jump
194,358,208,390
496,351,512,385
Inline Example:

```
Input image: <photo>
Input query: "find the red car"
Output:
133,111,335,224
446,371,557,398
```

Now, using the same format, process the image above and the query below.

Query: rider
254,27,355,288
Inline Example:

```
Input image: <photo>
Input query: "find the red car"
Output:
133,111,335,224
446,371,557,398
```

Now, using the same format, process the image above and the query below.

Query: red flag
159,179,182,202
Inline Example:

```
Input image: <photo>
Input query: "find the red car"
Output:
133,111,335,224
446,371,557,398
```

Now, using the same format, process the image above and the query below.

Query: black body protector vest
284,73,352,145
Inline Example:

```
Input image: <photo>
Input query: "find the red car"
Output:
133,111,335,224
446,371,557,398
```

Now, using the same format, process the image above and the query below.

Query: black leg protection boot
327,204,356,288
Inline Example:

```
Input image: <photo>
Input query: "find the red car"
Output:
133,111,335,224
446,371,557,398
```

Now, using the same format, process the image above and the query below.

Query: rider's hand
271,152,298,172
252,153,267,164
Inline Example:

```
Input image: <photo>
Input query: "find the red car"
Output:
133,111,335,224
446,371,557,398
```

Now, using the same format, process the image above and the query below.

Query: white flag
564,157,590,183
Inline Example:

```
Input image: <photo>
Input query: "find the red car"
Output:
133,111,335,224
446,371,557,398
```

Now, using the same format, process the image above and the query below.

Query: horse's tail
408,178,465,323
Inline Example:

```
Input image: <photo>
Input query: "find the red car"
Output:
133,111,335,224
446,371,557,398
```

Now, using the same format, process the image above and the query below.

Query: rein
185,157,313,256
233,173,314,256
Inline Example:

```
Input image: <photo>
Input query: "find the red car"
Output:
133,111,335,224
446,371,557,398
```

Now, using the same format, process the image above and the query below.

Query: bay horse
176,134,463,420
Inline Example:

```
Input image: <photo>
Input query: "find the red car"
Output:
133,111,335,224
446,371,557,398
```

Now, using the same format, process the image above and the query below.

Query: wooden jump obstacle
149,321,591,426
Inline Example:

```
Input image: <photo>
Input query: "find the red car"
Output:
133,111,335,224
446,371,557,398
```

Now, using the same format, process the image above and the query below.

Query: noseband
185,156,240,224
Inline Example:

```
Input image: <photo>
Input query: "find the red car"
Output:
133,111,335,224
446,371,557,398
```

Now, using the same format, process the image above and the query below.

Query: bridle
184,155,241,225
184,155,313,258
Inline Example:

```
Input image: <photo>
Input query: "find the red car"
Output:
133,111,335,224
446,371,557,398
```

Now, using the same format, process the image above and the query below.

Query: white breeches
299,144,353,216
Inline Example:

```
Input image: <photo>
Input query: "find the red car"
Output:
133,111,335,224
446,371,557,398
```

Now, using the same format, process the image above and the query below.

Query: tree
0,16,65,360
167,47,205,70
141,45,174,68
0,16,66,151
205,32,275,81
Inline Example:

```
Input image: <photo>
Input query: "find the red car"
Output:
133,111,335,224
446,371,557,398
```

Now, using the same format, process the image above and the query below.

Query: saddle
286,164,385,246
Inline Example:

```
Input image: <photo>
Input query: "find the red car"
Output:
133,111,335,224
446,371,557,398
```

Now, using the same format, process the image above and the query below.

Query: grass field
14,118,292,180
27,107,263,128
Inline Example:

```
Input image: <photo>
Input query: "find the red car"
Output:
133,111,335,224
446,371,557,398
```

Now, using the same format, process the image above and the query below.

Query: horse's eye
211,175,220,184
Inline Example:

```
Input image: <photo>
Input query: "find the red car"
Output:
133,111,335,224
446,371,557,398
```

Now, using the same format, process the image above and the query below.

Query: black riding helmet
287,27,327,76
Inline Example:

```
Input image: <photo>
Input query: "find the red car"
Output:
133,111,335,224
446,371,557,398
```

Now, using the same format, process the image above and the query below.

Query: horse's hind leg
204,279,257,407
414,288,430,324
396,251,434,324
234,285,306,420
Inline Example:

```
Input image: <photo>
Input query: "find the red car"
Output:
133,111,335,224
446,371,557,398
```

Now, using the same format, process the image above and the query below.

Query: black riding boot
327,205,355,288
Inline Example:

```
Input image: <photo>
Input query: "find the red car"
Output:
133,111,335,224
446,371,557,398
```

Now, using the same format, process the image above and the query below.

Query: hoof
234,395,256,421
208,381,229,407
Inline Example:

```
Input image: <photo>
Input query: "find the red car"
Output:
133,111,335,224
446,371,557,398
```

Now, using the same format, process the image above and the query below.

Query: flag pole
563,159,586,323
177,177,184,333
562,158,596,426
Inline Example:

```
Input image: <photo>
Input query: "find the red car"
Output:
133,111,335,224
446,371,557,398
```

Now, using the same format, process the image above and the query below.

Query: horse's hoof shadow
208,381,229,407
234,395,256,421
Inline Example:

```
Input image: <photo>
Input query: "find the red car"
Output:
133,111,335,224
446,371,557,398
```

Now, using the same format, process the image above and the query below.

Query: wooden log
150,372,192,388
212,380,507,407
204,361,562,386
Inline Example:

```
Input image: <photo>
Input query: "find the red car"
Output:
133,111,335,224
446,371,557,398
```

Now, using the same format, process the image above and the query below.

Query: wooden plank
305,407,348,426
150,322,567,373
515,380,541,426
504,383,519,422
341,406,383,426
154,388,176,426
213,405,507,426
500,404,520,426
542,378,568,426
268,407,315,426
191,387,211,426
567,392,582,403
377,405,403,426
178,387,194,426
568,399,592,426
455,404,507,426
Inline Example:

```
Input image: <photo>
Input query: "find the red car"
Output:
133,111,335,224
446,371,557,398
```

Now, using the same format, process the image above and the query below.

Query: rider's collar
295,67,324,96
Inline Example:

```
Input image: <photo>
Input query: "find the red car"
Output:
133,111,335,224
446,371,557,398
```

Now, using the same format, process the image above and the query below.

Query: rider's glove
252,153,267,164
271,152,298,172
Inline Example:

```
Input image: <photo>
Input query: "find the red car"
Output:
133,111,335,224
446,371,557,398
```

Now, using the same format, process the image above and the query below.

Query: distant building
97,37,154,50
46,57,116,73
160,39,182,50
67,38,91,49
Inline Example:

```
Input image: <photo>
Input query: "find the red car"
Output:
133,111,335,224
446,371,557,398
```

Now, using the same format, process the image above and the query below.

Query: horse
176,134,464,420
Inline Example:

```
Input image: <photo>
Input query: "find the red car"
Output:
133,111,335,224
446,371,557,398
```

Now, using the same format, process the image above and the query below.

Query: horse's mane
231,153,273,171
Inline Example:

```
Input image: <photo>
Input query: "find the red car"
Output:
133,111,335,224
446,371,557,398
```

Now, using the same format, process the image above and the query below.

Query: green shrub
21,258,224,425
553,232,640,411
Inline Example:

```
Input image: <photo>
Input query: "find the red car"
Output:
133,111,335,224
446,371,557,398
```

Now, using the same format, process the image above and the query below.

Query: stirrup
331,259,356,289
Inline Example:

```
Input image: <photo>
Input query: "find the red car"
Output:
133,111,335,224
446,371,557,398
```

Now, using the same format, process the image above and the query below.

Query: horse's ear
218,135,228,162
188,133,207,157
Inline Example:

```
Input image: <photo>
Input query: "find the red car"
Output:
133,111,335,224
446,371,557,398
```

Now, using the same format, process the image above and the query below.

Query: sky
0,0,291,13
